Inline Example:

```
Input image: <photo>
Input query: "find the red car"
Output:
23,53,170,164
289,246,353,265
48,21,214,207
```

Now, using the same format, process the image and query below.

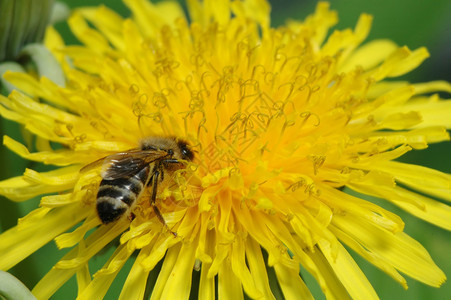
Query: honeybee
82,136,194,233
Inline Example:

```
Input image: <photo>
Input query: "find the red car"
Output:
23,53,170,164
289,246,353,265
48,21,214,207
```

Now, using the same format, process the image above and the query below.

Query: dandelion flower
1,0,450,299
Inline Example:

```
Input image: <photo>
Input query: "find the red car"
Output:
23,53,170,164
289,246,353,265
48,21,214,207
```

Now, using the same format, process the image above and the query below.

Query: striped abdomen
96,166,150,224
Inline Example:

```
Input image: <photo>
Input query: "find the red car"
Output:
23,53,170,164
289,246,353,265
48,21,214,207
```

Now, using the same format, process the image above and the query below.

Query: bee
82,136,194,233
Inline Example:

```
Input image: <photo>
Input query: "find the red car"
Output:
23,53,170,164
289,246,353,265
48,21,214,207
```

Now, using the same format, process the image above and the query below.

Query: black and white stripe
96,166,150,224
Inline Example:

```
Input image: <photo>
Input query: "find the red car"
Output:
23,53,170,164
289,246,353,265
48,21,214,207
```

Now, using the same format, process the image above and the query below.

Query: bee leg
150,170,177,237
128,212,136,222
159,163,165,181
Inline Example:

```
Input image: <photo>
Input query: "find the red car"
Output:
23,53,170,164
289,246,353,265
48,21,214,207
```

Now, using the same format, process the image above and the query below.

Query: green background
1,0,450,299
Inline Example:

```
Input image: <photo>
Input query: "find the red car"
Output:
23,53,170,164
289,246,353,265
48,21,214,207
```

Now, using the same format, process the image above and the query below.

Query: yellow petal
119,222,154,245
231,237,262,298
216,190,235,242
3,135,90,166
260,213,307,265
290,215,314,251
375,161,451,202
17,207,52,228
353,13,372,45
347,171,421,208
350,146,412,169
245,238,276,300
23,166,78,186
330,224,408,289
40,192,81,207
54,214,100,249
408,98,451,129
77,6,125,51
186,0,202,25
232,0,270,28
367,46,428,81
390,188,451,230
195,213,213,263
58,46,103,74
130,230,158,249
340,39,398,73
68,12,111,53
119,249,150,300
56,220,129,269
307,248,351,300
77,263,92,296
352,85,414,125
44,26,65,51
388,47,430,77
379,111,422,130
198,230,215,300
0,90,81,143
207,242,229,279
32,220,129,299
199,264,215,300
273,263,314,300
333,214,446,287
124,0,185,39
365,127,449,150
77,244,134,300
233,203,293,269
198,185,219,212
140,234,179,271
33,266,79,299
306,2,338,46
318,240,379,300
289,204,338,257
207,0,231,26
0,203,88,271
366,81,410,100
218,259,244,300
320,185,404,233
413,80,451,95
76,242,92,296
160,238,198,299
150,243,181,300
2,72,50,99
349,175,451,230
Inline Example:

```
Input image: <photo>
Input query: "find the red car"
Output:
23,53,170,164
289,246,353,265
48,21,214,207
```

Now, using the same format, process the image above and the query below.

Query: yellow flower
1,0,450,299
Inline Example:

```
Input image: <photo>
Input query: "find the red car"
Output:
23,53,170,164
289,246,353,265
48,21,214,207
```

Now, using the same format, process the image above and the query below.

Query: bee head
177,140,194,161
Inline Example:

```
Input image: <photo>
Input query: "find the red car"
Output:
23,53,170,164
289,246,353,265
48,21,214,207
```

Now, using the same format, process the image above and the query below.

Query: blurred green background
0,0,450,299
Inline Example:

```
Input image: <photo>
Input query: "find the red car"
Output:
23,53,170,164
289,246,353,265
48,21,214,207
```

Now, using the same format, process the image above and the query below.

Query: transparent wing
100,153,146,179
80,148,168,180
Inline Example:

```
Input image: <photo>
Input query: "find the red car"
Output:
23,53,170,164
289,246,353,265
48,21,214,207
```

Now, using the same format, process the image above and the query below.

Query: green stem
0,271,37,300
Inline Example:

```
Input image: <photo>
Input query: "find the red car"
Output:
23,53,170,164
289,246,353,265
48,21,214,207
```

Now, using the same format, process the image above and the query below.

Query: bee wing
100,152,147,179
96,149,168,180
79,155,111,174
